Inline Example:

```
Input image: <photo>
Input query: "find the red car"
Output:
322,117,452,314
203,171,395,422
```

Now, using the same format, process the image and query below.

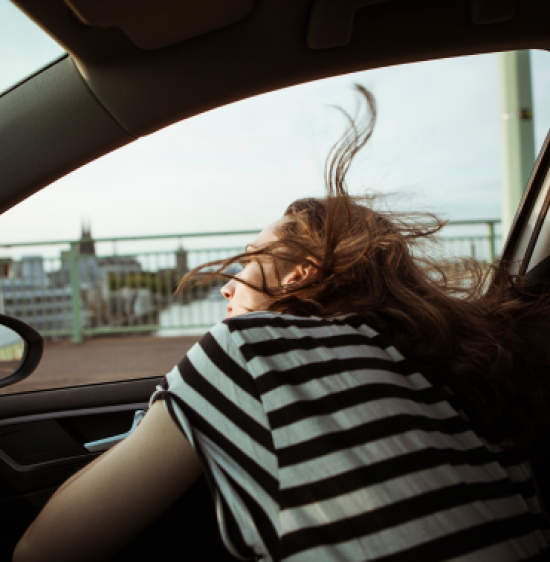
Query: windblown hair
178,86,550,454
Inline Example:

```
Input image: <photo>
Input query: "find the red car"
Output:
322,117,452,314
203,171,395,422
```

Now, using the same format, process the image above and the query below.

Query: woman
14,88,550,561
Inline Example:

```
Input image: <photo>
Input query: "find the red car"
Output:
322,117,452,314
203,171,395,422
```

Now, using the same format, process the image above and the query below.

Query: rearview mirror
0,315,43,389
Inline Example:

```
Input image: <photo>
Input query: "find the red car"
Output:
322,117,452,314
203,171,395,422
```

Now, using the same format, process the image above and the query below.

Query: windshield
0,0,65,94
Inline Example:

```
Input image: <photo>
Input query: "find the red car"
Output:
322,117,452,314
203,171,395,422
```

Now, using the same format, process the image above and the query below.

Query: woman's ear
283,259,319,286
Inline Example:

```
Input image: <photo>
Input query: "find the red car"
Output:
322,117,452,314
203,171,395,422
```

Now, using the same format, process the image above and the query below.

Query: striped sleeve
150,321,280,561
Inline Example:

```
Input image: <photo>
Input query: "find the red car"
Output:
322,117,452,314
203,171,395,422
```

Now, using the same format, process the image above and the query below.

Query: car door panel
0,375,242,560
0,380,157,495
0,379,156,558
0,377,158,420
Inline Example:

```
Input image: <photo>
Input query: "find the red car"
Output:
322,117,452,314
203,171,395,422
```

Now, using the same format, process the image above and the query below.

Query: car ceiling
1,0,550,215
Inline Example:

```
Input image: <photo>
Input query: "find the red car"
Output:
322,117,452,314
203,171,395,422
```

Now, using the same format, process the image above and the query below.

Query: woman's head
217,188,447,326
220,215,319,318
220,218,286,318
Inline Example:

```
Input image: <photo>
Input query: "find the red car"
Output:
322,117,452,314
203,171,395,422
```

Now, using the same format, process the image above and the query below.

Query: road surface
0,335,202,395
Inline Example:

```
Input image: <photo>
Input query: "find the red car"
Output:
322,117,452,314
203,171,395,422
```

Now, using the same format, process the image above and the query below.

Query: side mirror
0,315,43,389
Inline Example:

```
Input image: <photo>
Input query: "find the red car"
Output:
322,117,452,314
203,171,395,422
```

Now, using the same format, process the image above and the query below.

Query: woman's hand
13,400,203,562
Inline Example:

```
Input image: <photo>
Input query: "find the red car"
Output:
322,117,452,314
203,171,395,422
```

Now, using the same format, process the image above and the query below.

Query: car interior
2,0,550,559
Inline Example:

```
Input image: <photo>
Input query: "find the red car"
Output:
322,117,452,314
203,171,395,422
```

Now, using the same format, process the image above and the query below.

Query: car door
0,362,247,561
0,377,145,557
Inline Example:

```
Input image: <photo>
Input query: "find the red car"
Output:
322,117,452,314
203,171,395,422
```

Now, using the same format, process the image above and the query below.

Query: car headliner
1,0,550,215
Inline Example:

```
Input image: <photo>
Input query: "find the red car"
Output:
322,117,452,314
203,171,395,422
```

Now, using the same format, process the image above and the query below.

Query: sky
1,1,550,257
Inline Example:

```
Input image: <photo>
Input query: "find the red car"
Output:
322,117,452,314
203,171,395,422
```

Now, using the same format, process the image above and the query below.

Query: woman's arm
13,400,203,562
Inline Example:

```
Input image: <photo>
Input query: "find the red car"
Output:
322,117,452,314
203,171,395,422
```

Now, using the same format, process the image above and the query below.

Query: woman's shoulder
217,311,383,343
221,311,371,330
213,312,409,370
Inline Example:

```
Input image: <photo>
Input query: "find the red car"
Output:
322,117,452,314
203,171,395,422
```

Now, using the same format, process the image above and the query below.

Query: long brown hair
178,86,550,454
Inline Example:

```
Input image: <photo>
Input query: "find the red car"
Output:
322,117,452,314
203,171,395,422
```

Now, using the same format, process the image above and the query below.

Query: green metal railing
437,219,500,264
0,222,501,342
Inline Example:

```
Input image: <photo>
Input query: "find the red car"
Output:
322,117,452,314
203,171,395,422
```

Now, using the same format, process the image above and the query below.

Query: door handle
84,409,146,453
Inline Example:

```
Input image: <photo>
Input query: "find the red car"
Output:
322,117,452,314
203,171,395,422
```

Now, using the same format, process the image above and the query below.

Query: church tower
78,221,96,256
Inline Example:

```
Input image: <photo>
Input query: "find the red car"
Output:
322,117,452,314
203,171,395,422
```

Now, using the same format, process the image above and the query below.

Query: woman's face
222,218,287,319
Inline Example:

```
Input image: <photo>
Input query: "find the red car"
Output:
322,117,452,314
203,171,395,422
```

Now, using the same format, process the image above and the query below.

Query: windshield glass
0,0,65,94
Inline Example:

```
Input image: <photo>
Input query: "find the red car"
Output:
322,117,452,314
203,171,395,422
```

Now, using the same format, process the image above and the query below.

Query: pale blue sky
1,0,550,252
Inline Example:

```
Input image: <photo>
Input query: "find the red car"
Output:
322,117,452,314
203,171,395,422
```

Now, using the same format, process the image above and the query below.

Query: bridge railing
0,221,502,342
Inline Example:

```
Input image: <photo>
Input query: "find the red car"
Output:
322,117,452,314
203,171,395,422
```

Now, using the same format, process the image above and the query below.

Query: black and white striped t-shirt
150,312,549,561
